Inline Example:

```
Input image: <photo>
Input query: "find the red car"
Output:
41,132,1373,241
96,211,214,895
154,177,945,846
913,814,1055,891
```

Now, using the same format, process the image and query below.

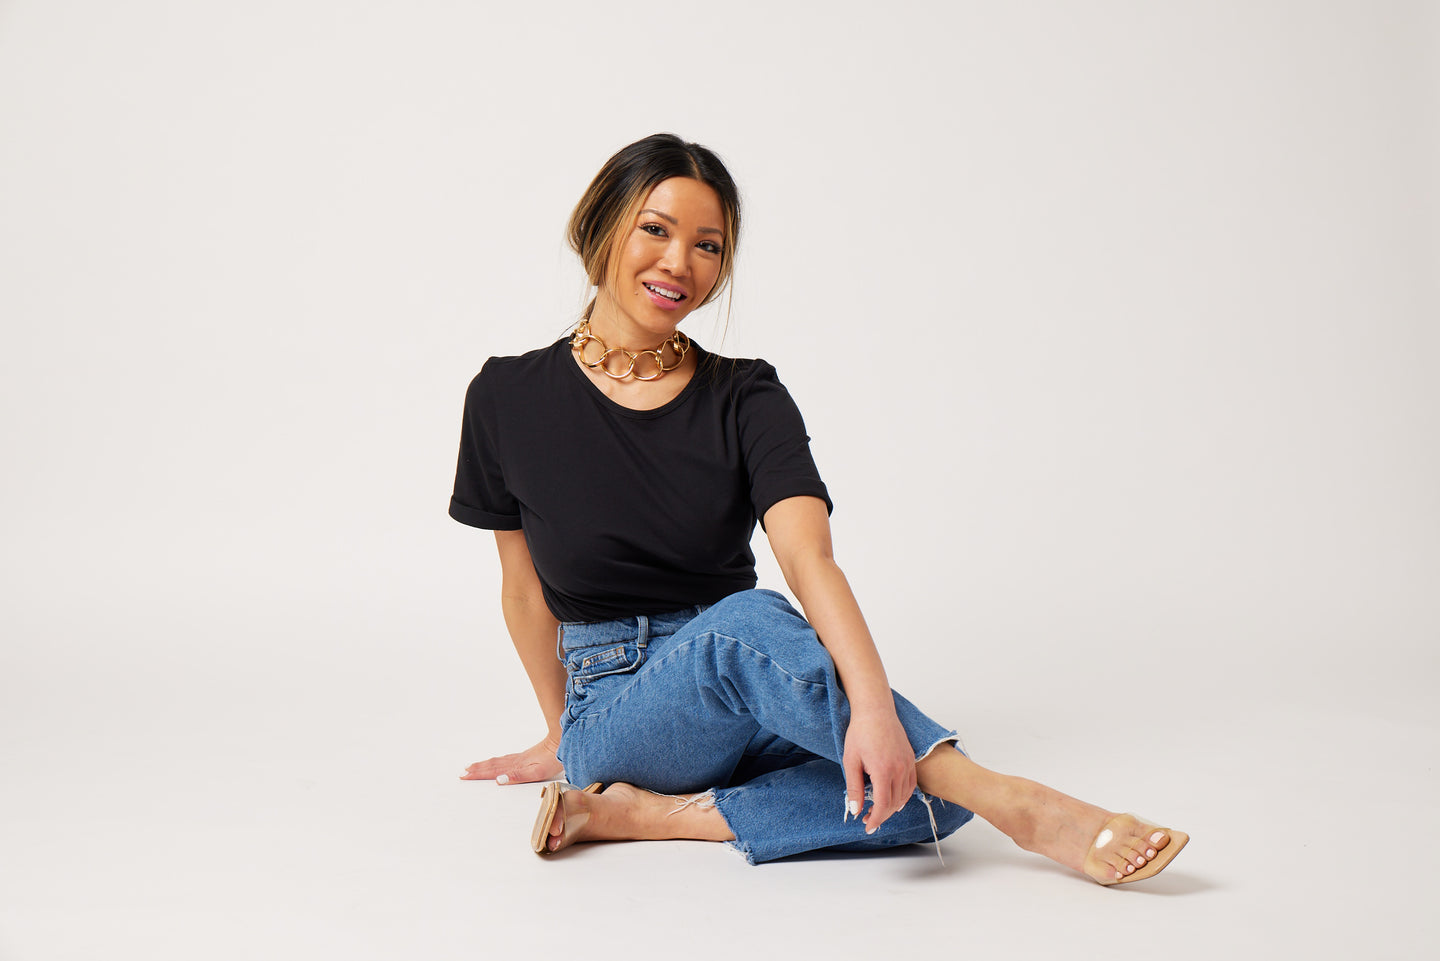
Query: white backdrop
2,2,1437,959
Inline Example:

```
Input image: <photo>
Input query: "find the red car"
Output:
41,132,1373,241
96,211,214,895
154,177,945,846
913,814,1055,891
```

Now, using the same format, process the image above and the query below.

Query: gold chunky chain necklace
570,319,691,381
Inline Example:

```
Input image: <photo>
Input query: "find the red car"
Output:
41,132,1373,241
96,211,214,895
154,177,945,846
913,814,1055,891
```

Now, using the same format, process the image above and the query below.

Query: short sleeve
737,363,833,529
448,361,523,530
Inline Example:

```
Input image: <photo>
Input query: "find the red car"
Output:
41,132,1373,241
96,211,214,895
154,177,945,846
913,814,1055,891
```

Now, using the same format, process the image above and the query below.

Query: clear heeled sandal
531,781,603,855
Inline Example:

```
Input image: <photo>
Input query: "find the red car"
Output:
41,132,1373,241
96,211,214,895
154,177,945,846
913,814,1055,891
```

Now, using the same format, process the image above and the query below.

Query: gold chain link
570,320,691,382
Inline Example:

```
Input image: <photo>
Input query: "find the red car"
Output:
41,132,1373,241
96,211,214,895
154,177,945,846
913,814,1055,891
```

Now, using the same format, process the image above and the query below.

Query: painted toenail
1147,848,1156,858
1125,864,1135,873
1135,856,1145,866
1150,831,1165,844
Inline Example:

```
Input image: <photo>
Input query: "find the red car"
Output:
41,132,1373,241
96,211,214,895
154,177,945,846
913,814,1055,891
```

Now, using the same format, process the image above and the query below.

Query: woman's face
597,177,725,341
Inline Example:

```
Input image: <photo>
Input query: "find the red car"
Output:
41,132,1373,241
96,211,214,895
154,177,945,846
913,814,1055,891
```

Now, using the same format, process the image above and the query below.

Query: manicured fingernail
866,824,877,835
496,774,509,784
847,800,860,817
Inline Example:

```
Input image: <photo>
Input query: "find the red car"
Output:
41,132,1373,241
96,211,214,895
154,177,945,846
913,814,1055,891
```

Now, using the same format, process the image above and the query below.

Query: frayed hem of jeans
916,792,947,866
644,788,718,816
835,783,952,865
709,789,756,863
915,731,965,764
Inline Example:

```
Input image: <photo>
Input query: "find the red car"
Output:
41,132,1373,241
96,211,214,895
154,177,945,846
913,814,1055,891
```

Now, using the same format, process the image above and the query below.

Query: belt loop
636,614,650,653
556,624,565,661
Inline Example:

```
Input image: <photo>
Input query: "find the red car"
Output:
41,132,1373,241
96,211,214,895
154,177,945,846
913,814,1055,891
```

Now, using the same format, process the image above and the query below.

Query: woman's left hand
842,704,918,835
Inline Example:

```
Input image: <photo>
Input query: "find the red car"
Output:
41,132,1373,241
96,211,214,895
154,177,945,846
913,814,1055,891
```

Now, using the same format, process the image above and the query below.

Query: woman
450,133,1187,882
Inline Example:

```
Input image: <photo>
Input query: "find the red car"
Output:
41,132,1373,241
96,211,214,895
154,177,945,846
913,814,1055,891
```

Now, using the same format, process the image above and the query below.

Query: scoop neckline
555,335,707,420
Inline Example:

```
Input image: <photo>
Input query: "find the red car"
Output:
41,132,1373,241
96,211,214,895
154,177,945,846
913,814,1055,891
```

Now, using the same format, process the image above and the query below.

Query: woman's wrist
846,685,898,719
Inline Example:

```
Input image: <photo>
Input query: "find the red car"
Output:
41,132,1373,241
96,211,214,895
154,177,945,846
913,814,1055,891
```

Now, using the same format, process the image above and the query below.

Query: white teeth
645,283,682,300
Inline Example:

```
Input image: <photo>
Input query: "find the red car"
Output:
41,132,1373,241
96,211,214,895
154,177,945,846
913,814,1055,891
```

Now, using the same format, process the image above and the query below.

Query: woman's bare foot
540,782,733,853
917,749,1186,885
1084,812,1187,884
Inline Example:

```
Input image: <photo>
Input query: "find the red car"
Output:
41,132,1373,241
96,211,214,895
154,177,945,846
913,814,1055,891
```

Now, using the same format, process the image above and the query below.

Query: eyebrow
640,208,723,236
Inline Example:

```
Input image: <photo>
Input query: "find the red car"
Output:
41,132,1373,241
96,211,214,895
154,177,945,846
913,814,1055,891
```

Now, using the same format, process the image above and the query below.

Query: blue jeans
555,588,975,864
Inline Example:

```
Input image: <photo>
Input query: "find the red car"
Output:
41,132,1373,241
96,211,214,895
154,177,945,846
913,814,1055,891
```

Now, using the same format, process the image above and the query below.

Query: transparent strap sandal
1084,813,1190,885
531,781,604,855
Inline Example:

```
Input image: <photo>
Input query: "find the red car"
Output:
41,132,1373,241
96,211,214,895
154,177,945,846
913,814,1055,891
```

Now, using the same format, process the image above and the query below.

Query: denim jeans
555,588,975,864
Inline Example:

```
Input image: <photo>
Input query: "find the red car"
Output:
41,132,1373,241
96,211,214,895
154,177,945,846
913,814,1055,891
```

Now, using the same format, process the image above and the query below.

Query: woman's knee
697,590,827,665
707,588,797,623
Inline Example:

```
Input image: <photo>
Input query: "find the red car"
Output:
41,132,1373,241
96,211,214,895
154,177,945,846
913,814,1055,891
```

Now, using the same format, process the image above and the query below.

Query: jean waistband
556,605,708,655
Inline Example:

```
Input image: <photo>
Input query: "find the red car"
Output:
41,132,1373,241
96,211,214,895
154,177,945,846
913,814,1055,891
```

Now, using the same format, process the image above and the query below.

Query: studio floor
3,588,1435,961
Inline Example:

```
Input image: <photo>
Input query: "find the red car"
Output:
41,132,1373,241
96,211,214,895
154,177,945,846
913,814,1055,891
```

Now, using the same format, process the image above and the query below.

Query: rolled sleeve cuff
448,497,522,531
754,485,833,531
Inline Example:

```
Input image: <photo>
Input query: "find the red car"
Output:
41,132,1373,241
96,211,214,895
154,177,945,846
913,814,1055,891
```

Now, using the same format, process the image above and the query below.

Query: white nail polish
496,774,509,784
847,799,860,817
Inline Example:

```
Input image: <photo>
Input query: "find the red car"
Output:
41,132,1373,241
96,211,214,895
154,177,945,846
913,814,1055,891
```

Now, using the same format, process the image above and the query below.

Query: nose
657,239,690,277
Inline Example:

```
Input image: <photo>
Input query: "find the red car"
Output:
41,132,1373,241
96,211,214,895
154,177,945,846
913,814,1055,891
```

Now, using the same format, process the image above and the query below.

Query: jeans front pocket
564,639,646,720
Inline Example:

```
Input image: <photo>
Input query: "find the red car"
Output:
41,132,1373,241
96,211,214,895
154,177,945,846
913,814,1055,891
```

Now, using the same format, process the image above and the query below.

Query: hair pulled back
568,133,741,319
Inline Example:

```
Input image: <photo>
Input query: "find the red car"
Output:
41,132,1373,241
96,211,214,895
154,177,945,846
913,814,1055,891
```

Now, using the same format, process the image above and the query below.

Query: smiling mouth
644,283,686,302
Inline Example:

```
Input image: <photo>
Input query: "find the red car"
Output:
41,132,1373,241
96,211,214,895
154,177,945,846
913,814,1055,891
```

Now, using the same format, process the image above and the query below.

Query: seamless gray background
2,2,1437,959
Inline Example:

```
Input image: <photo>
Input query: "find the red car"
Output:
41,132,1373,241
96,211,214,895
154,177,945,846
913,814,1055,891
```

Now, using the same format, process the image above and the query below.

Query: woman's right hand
460,734,563,784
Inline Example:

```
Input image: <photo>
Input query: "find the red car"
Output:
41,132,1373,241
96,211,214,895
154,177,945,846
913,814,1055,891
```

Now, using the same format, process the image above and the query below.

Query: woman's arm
460,529,567,784
763,495,917,834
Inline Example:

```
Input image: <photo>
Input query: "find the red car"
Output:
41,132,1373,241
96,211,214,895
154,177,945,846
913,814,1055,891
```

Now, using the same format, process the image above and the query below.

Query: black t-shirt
449,336,832,623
